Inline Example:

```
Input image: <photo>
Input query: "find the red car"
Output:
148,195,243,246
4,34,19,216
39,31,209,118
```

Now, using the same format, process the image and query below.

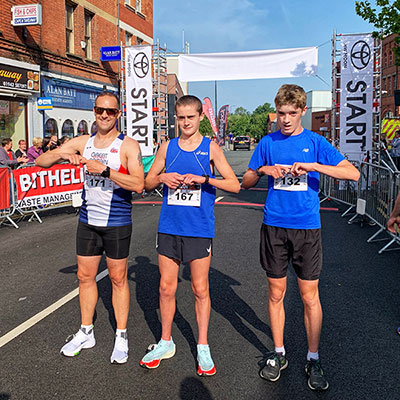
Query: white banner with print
125,46,153,157
339,34,373,162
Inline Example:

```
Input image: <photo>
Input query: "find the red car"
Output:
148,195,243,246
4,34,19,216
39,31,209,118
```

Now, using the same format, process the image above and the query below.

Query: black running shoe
305,358,329,391
258,352,288,382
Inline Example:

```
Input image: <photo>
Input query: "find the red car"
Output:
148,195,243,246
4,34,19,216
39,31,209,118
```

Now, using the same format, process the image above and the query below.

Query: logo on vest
196,151,208,156
110,148,118,153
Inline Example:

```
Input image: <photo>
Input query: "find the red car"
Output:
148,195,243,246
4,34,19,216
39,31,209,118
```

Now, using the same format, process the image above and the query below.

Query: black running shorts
156,233,212,263
260,224,322,280
76,221,132,259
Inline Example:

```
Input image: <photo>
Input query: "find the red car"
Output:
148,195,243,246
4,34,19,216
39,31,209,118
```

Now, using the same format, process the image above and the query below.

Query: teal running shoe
140,338,176,369
197,344,216,376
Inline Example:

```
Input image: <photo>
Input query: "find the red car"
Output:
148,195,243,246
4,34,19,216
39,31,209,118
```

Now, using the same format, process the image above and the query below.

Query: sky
153,0,375,113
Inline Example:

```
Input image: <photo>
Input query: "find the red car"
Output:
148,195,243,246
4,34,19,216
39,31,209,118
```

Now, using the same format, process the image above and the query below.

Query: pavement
1,149,400,400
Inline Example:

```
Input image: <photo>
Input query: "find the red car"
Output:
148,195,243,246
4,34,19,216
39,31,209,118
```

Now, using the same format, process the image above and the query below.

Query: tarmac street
1,150,400,400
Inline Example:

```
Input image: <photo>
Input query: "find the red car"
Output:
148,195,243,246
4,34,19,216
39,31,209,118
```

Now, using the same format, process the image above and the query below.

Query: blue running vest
158,137,216,238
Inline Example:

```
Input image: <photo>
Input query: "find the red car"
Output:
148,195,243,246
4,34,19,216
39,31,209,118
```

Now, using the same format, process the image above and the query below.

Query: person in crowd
241,84,360,391
387,191,400,335
390,130,400,170
140,95,240,376
27,137,43,163
0,138,28,168
42,135,59,153
36,92,144,364
59,136,70,147
15,139,27,158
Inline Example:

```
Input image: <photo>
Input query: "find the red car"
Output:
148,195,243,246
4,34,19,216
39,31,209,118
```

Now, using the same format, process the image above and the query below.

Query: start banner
339,33,373,161
13,164,84,209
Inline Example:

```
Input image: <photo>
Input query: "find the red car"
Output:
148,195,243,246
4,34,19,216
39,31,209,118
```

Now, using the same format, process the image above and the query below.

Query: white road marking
0,269,109,348
215,197,224,202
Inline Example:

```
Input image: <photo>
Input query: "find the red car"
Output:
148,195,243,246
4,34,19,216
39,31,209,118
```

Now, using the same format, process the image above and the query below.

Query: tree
253,102,275,115
199,116,214,136
355,1,400,60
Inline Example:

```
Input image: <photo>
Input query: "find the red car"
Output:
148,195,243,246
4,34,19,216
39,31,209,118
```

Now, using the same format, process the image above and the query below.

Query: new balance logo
302,148,309,152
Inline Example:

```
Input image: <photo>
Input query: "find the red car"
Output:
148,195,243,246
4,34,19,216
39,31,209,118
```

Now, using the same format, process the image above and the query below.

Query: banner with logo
202,97,218,134
0,167,10,210
125,46,153,157
339,34,373,161
178,47,318,82
217,105,229,146
0,63,40,93
13,164,84,209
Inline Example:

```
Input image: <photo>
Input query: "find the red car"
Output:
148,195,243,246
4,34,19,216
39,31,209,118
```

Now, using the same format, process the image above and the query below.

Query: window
77,120,88,135
65,2,75,53
389,50,393,65
44,119,59,137
136,37,143,45
388,76,392,94
125,32,132,46
84,11,93,59
62,119,74,137
136,0,141,13
125,0,142,13
384,52,387,67
383,78,386,93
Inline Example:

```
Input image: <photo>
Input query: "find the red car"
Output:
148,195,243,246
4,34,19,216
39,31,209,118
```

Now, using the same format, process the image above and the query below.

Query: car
233,136,251,151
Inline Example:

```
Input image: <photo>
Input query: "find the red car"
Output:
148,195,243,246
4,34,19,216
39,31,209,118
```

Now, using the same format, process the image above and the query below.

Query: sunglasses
94,106,119,116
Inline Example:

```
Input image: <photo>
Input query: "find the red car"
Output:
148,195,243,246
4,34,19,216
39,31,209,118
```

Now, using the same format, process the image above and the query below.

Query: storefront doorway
0,97,27,145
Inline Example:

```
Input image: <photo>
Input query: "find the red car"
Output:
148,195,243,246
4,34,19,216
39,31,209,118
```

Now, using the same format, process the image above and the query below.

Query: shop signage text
11,4,42,26
0,63,40,93
100,46,122,61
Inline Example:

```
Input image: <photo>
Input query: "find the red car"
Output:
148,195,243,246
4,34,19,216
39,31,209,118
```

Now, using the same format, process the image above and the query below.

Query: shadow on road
0,394,11,400
182,264,272,355
179,377,214,400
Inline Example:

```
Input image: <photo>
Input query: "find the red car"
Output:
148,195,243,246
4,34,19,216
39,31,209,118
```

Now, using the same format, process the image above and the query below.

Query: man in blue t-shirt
242,84,360,391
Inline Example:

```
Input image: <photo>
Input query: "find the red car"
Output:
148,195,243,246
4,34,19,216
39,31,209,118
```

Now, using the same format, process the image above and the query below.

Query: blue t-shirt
248,129,345,229
158,137,216,238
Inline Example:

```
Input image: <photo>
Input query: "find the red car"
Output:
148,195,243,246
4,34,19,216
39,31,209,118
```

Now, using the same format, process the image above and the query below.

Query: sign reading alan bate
339,34,373,161
14,164,84,208
125,46,153,157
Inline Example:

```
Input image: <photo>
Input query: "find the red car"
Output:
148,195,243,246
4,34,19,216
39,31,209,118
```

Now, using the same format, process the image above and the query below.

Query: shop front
0,58,40,146
41,75,117,138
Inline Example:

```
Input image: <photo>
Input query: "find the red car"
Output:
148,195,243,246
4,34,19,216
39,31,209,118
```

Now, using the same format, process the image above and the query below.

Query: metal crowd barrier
320,161,400,254
0,166,19,229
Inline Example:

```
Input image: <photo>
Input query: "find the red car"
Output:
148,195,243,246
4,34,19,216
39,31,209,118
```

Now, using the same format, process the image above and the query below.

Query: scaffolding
152,39,169,144
331,31,382,156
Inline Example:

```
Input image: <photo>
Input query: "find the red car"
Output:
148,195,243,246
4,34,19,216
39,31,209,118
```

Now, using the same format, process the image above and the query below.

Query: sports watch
256,167,264,177
202,174,210,184
101,166,111,178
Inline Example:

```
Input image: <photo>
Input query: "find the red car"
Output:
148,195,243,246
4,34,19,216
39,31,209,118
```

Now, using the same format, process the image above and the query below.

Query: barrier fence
320,162,400,254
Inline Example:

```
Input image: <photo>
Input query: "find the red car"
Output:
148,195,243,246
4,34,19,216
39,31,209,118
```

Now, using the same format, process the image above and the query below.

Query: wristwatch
101,166,110,178
256,167,264,177
202,174,210,184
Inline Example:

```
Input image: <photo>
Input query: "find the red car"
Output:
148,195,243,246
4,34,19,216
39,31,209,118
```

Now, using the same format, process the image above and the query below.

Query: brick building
381,33,399,119
0,0,153,147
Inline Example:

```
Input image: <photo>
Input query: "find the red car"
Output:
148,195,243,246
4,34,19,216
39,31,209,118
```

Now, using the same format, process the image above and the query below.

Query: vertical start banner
217,105,229,146
339,34,373,161
125,46,153,157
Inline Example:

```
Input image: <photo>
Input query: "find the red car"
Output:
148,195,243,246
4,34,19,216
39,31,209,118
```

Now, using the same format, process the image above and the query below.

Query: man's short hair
18,139,25,145
1,138,11,147
95,91,120,109
275,84,306,110
175,95,203,115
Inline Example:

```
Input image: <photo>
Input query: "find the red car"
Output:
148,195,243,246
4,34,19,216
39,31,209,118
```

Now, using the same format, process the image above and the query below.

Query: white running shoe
110,332,129,364
60,326,96,357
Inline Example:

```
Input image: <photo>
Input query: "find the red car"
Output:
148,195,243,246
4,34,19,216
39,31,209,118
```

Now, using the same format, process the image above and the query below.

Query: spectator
15,139,27,158
27,137,43,163
391,131,400,170
59,136,70,146
0,138,28,168
42,135,59,153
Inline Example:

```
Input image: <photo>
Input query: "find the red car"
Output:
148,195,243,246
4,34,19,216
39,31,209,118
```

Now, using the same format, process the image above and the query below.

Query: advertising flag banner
125,46,153,157
13,164,84,209
202,97,218,134
339,34,373,161
178,47,318,82
217,105,229,146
